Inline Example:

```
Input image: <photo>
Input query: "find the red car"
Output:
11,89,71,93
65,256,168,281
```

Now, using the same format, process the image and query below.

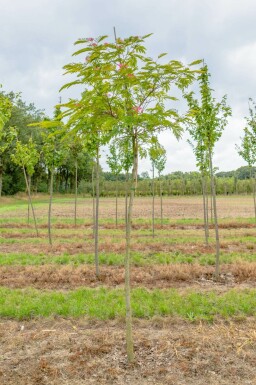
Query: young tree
149,139,166,236
67,137,84,227
40,108,67,246
236,126,256,220
0,91,12,196
107,142,123,228
185,65,231,277
60,33,200,362
11,137,39,235
154,146,167,228
187,138,210,245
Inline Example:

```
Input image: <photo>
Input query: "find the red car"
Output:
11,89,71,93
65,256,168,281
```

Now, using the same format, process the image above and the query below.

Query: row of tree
0,94,254,198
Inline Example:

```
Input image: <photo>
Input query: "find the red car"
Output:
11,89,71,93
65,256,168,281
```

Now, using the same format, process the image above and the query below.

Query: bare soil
1,195,256,220
0,318,255,385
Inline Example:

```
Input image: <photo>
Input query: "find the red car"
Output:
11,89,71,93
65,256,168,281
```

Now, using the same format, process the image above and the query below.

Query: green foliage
185,65,232,171
60,33,201,170
237,99,256,170
106,143,123,176
11,137,39,176
0,90,12,130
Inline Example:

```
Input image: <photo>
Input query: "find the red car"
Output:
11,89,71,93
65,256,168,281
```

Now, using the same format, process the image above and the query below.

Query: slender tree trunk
160,177,163,228
115,175,118,228
0,163,3,197
94,148,100,277
74,159,78,227
152,162,155,238
202,174,209,246
92,164,95,237
250,167,256,222
253,179,256,222
48,169,54,246
205,181,209,232
125,134,138,363
209,151,220,278
209,177,213,223
125,171,128,227
27,174,31,224
22,166,39,236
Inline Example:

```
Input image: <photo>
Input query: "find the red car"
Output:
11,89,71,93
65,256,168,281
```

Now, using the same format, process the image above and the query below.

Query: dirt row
1,318,255,385
1,221,255,230
0,263,255,290
0,238,255,256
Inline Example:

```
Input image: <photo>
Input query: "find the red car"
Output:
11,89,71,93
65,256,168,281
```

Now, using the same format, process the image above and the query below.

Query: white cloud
1,0,256,172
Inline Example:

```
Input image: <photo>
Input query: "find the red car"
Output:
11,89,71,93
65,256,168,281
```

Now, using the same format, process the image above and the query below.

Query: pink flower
91,43,97,47
117,63,127,69
87,37,94,42
133,106,143,113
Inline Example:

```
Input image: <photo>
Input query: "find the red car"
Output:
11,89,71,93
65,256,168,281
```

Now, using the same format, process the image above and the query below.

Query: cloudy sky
1,0,256,174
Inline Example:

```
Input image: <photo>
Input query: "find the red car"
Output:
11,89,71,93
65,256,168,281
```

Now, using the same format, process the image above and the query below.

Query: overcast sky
1,0,256,174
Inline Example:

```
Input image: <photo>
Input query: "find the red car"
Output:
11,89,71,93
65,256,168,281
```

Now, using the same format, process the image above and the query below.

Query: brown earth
0,263,255,290
1,195,256,220
0,318,255,385
0,237,255,255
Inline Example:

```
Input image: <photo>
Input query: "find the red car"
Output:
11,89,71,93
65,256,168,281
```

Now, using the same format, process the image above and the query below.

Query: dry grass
0,263,255,290
0,318,255,385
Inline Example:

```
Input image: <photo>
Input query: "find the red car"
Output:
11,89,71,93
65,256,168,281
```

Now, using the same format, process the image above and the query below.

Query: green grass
0,287,255,321
0,250,255,267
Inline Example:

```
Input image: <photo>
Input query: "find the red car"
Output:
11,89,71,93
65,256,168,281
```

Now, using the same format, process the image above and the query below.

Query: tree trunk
0,164,3,197
152,162,155,238
92,164,95,237
202,174,209,246
125,134,138,363
209,150,220,278
48,169,54,246
253,179,256,222
115,175,118,228
160,177,163,228
250,167,256,222
94,148,100,277
74,159,78,227
27,174,31,224
23,166,39,237
125,171,128,227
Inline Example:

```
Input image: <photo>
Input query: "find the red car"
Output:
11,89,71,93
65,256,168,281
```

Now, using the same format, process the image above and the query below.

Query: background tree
154,146,167,228
236,126,256,221
0,91,13,196
11,137,39,235
185,65,231,277
149,138,166,236
40,108,67,246
67,137,85,226
107,142,123,227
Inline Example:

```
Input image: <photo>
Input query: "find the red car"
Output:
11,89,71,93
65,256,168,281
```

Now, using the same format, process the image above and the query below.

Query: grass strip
0,251,255,267
0,287,255,321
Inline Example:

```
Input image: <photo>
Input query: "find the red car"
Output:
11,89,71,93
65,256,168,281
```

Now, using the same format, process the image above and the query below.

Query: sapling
60,33,200,363
11,137,39,235
185,65,231,277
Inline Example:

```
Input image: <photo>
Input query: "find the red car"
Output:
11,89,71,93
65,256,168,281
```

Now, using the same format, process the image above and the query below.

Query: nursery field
0,195,256,385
